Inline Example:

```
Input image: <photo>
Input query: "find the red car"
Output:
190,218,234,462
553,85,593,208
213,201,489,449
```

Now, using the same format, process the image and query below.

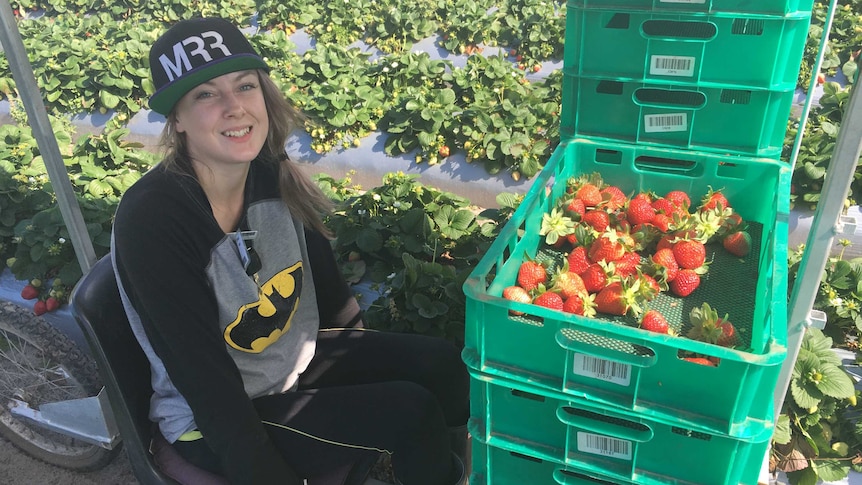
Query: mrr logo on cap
159,31,232,82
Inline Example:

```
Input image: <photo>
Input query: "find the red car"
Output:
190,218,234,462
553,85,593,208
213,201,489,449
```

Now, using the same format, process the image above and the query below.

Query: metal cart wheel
0,300,118,470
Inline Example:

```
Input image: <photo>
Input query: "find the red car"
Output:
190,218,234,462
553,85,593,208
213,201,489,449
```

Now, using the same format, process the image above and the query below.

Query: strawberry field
2,0,862,483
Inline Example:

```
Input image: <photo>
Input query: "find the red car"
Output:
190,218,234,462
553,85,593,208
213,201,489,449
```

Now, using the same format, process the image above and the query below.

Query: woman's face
174,70,269,170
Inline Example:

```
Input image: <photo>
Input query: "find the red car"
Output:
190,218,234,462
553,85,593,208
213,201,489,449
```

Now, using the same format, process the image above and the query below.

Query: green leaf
773,414,792,445
813,458,850,482
817,365,856,399
356,228,383,252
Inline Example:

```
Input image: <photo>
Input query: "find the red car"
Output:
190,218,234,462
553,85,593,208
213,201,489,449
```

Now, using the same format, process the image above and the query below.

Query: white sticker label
644,113,688,133
650,55,696,77
660,0,706,3
573,354,631,386
577,432,633,460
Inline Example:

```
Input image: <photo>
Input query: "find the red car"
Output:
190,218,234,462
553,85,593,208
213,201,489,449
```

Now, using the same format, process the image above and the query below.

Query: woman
112,17,469,485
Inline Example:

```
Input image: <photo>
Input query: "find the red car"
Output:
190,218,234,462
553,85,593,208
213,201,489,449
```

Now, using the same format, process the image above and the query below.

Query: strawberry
700,188,730,213
626,196,656,226
687,302,738,347
723,230,752,257
517,259,547,292
582,210,610,232
614,251,642,278
672,239,707,270
21,284,39,300
650,248,679,283
640,274,663,296
588,230,626,263
580,263,609,293
600,186,627,211
641,310,670,334
594,279,645,317
652,213,672,233
576,183,603,207
33,300,47,316
669,269,700,297
566,246,592,275
665,190,691,211
682,357,717,367
552,268,587,300
565,198,587,218
651,197,675,216
534,291,564,311
45,297,60,312
562,293,596,317
503,286,532,315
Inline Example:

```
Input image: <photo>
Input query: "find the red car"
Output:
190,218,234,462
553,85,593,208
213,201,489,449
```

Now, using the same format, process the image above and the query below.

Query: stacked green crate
463,1,813,483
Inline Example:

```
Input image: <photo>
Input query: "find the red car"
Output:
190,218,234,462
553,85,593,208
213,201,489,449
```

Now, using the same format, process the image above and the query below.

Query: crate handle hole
555,469,619,485
511,389,545,402
641,19,717,40
634,155,700,176
595,148,622,165
677,350,721,367
634,88,706,108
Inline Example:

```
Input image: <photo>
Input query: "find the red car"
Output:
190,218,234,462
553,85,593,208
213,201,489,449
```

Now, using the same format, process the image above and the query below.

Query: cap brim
148,55,269,116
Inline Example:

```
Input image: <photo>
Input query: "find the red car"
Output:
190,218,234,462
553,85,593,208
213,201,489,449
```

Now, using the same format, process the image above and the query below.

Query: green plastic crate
559,74,795,157
471,438,631,485
568,0,815,17
462,138,789,438
564,8,811,89
468,371,769,485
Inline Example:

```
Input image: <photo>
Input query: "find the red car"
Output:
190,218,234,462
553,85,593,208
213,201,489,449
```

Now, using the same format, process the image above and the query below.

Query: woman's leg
253,381,452,485
298,328,470,427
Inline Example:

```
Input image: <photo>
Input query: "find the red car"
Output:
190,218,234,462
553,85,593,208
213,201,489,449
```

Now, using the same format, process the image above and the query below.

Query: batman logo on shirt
224,262,302,353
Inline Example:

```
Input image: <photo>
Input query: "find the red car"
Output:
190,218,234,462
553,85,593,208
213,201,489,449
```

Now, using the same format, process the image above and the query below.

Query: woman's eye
195,91,213,100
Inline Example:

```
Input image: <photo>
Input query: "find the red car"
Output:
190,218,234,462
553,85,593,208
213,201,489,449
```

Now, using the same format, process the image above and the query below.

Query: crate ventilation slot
732,18,764,36
720,89,752,105
558,470,619,484
605,13,630,29
642,19,717,40
561,407,650,433
511,389,545,402
672,426,713,441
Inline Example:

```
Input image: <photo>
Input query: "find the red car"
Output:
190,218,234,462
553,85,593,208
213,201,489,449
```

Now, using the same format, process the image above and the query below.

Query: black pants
173,328,469,485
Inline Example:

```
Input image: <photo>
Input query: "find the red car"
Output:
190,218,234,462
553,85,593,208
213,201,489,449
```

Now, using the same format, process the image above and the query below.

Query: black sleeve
114,182,300,485
305,228,362,327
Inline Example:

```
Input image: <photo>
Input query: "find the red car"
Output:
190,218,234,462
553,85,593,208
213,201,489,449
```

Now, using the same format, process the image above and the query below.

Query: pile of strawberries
502,173,753,354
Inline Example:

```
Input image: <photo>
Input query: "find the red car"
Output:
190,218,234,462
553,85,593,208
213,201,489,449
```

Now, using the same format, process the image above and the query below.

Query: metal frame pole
0,0,96,274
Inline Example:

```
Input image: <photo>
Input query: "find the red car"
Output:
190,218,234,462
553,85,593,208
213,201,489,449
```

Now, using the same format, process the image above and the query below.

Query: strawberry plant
497,0,566,69
287,44,386,152
771,328,860,483
437,0,503,55
370,2,439,54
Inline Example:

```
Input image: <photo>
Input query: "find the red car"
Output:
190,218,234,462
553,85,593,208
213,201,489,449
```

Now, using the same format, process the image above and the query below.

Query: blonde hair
158,69,333,237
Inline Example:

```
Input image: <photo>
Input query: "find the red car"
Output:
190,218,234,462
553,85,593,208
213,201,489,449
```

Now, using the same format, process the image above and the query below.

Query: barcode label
573,354,631,386
577,432,633,460
660,0,706,3
650,55,695,77
644,113,688,133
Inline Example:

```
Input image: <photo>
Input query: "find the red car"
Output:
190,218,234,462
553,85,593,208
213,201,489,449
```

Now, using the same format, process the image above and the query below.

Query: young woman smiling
111,17,469,485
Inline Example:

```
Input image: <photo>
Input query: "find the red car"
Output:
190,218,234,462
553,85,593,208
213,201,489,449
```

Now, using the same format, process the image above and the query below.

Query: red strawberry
640,274,662,296
517,259,547,292
723,230,752,257
567,246,592,275
594,279,644,317
565,198,586,217
687,303,738,347
641,310,670,334
580,263,609,293
650,248,679,283
672,239,706,270
652,213,672,233
700,188,730,212
682,357,716,367
503,286,532,315
576,183,603,207
45,297,60,312
33,300,47,316
21,284,39,300
588,231,626,263
552,269,587,300
534,291,564,311
669,269,700,297
600,186,627,211
665,190,691,210
614,251,642,278
651,198,676,216
627,196,656,226
582,210,610,232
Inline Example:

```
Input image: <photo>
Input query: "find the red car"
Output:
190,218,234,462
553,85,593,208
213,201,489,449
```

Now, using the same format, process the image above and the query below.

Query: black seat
70,255,225,485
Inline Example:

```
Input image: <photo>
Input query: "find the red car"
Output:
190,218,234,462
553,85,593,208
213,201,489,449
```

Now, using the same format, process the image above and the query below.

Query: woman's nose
222,92,244,116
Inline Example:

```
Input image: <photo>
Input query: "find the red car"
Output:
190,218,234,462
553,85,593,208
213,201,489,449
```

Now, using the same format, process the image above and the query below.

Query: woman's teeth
224,127,251,137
